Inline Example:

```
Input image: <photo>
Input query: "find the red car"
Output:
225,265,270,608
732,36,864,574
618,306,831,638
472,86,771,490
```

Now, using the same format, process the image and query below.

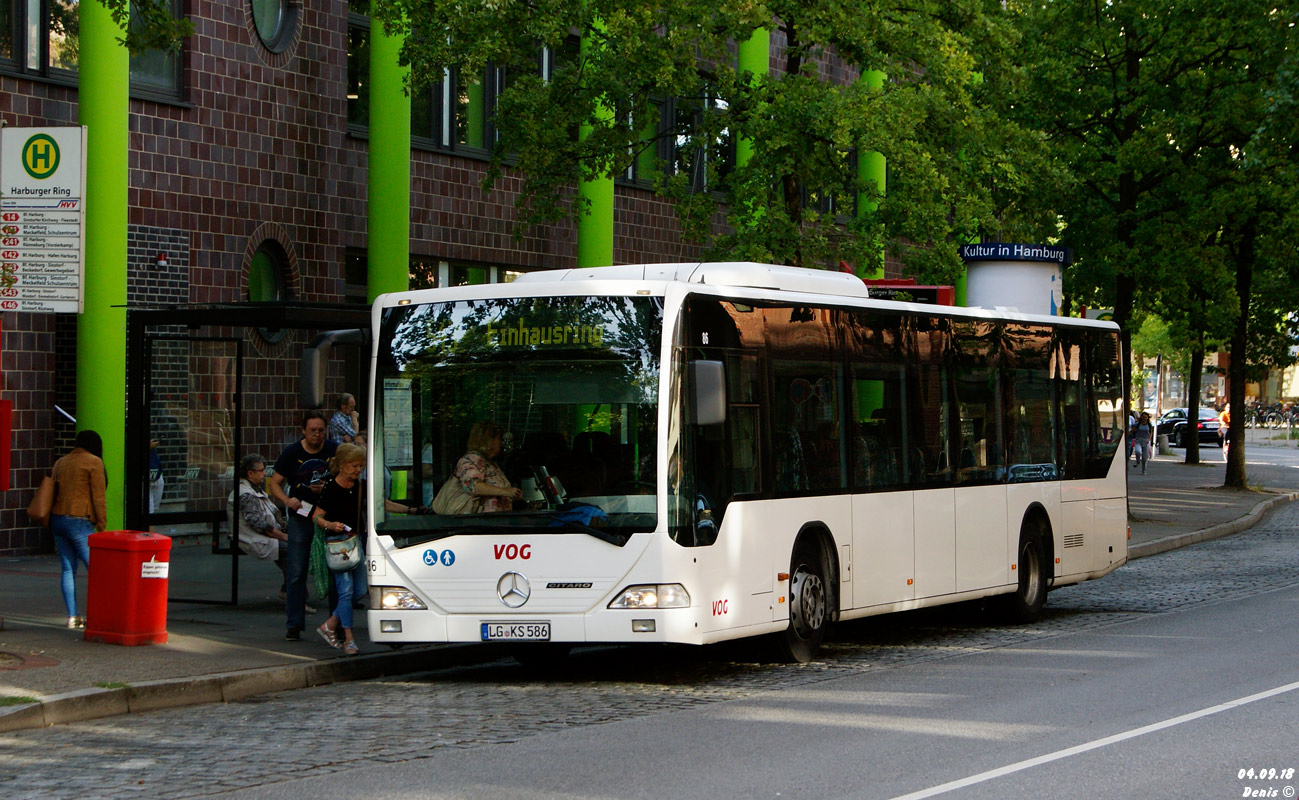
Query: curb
1128,491,1299,560
0,641,508,734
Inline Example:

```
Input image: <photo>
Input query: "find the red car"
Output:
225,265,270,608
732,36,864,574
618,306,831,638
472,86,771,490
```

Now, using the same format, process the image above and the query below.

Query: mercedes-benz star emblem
496,571,531,608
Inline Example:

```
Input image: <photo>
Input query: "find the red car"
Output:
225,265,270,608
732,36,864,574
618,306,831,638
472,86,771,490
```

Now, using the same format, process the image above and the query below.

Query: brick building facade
0,2,903,555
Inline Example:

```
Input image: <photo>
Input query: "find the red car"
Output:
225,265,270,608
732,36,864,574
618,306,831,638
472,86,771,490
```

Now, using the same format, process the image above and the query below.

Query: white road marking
891,679,1299,799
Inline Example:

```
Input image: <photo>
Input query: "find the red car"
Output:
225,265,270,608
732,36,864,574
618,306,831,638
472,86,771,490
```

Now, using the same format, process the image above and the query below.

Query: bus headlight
374,586,427,610
608,584,690,609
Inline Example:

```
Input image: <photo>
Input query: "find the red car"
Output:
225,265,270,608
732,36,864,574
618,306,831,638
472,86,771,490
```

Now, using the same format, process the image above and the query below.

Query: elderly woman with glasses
228,453,290,594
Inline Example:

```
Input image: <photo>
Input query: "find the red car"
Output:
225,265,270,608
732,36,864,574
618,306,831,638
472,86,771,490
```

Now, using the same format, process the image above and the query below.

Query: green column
78,1,129,530
368,22,411,300
857,70,886,280
576,26,613,268
736,29,769,167
955,72,981,307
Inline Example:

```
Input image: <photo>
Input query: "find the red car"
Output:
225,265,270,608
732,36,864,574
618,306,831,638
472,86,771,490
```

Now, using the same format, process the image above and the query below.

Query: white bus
363,262,1127,661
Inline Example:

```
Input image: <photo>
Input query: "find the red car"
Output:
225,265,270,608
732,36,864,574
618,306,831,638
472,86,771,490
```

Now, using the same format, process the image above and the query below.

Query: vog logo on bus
493,543,531,560
422,548,456,567
712,599,729,616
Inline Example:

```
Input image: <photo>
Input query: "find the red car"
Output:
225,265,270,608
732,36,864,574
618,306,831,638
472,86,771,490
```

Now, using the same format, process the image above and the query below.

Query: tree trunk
1224,223,1255,488
1184,348,1203,465
1113,44,1142,430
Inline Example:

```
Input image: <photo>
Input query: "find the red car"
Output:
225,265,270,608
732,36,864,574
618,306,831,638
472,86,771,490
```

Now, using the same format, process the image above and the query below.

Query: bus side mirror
691,360,726,426
301,328,368,408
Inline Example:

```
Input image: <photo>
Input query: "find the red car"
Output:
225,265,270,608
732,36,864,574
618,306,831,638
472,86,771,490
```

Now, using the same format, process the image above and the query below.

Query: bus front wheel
778,542,828,663
1004,523,1047,623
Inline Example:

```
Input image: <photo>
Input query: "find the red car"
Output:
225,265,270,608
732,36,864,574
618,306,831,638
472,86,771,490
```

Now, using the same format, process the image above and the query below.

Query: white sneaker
66,616,85,629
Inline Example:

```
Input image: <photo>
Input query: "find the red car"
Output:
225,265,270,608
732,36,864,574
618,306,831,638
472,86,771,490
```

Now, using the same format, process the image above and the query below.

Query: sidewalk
1128,443,1298,555
3,448,1295,733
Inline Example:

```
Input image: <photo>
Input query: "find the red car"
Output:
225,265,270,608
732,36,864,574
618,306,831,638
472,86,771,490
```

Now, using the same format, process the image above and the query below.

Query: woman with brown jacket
50,430,107,628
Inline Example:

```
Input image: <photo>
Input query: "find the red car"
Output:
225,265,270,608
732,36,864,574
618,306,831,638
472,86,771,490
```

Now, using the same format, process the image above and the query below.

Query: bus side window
1085,329,1124,478
1055,332,1086,478
726,353,761,496
1004,323,1056,480
910,316,954,487
952,320,1005,484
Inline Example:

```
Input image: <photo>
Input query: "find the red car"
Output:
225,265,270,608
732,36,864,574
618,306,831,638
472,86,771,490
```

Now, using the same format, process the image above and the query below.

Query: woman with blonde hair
312,443,368,654
313,443,417,653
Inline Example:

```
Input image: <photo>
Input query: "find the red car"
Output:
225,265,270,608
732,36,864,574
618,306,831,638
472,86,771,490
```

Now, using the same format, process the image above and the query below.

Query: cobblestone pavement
4,504,1299,799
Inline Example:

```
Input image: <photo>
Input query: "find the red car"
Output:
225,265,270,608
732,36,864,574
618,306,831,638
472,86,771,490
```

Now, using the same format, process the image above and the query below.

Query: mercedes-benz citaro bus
363,262,1127,662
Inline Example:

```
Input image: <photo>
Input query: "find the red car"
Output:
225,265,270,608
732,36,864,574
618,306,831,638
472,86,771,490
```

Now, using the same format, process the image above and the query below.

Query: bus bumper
366,607,715,645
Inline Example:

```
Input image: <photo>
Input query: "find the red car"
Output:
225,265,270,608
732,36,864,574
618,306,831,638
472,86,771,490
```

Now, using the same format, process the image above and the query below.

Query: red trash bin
84,531,171,645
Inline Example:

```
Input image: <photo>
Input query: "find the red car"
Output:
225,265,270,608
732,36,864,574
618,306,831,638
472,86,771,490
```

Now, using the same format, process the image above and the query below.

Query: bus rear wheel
778,542,828,663
1004,523,1047,623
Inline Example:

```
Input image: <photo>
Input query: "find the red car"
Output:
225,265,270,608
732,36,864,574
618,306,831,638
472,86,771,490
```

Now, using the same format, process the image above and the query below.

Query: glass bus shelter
124,303,371,605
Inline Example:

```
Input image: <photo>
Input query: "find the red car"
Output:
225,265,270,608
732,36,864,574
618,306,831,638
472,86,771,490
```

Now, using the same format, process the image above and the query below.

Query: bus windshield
372,295,664,547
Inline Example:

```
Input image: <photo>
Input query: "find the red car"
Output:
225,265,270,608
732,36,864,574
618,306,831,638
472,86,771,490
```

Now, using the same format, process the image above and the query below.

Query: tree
97,0,193,53
1154,3,1299,485
1008,1,1257,426
1009,0,1299,482
1141,179,1235,465
371,0,1047,278
1217,90,1299,485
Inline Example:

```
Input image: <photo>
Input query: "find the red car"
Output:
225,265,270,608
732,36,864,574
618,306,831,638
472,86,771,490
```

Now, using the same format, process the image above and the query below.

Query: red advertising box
85,531,171,645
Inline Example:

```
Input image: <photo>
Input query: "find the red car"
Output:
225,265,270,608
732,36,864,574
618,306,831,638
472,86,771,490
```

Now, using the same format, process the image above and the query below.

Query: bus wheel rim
791,567,826,638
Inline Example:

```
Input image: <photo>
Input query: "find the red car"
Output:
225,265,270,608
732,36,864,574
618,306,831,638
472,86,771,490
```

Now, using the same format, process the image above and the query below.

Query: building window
407,258,525,289
346,0,368,128
129,0,182,98
248,241,287,302
251,0,295,53
0,1,184,97
451,260,528,286
344,248,368,304
248,239,289,343
412,43,574,152
408,66,490,151
347,18,571,156
47,0,77,71
662,89,733,192
1,0,81,77
409,255,439,289
0,5,12,64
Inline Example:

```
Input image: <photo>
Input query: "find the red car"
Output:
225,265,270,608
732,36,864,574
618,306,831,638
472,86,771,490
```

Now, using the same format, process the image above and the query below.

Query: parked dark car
1157,407,1222,448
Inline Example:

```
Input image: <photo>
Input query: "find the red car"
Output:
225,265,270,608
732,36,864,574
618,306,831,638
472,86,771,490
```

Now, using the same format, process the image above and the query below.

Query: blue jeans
331,550,365,630
284,512,315,631
51,515,93,617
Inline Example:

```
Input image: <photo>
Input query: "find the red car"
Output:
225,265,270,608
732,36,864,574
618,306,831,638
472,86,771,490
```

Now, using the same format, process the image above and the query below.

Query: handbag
27,475,54,527
319,480,367,573
324,533,361,572
431,476,482,515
